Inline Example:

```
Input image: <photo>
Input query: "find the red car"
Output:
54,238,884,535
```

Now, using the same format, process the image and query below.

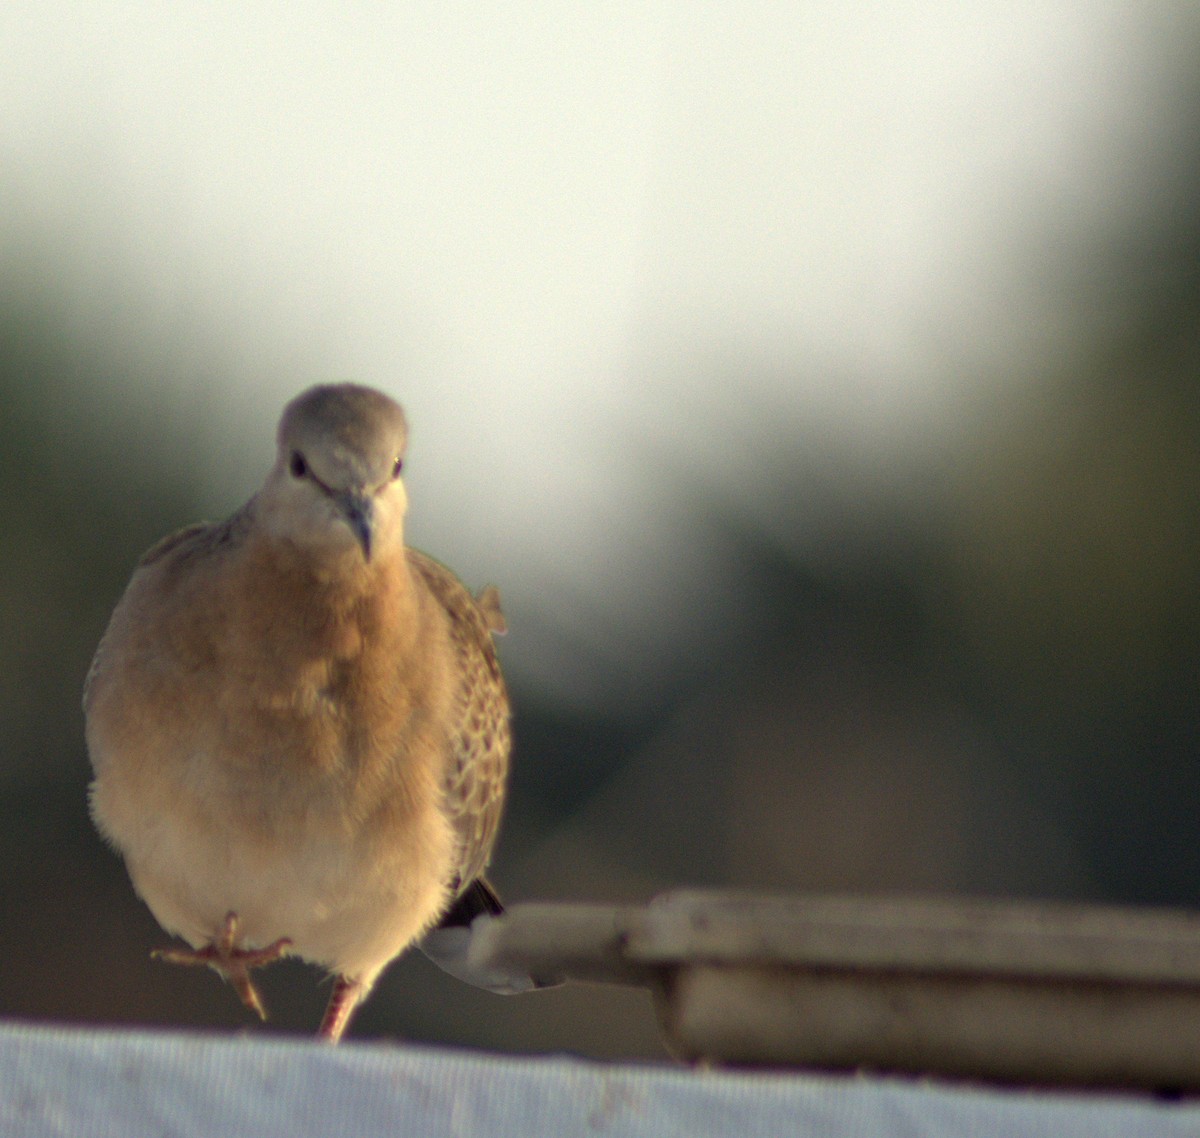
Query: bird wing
407,549,511,894
83,512,253,715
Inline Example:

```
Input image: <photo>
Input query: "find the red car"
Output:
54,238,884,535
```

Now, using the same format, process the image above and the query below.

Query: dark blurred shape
943,320,1200,903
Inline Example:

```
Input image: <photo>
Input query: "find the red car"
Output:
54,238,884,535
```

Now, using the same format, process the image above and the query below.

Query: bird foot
318,976,367,1044
152,911,292,1020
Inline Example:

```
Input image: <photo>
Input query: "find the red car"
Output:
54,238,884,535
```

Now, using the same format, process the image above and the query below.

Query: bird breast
87,537,460,974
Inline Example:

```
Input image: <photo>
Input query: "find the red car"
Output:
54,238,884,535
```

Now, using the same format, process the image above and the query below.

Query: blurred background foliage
3,4,1200,1059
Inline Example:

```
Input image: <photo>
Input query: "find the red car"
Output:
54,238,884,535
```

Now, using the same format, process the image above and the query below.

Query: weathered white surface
2,1020,1197,1137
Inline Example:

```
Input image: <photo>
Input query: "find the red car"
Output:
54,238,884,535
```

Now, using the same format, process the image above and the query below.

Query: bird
84,383,513,1043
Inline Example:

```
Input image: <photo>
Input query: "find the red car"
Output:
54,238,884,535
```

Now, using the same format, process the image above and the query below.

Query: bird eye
289,451,308,478
391,456,404,479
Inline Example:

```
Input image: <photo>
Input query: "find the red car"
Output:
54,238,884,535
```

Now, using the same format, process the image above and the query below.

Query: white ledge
2,1020,1198,1137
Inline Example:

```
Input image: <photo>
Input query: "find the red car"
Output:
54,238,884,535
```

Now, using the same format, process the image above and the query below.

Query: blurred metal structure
471,890,1200,1089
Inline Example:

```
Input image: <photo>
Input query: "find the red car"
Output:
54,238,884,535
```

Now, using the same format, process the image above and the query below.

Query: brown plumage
84,383,511,1042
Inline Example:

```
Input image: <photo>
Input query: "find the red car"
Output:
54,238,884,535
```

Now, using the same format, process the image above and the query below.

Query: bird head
260,384,410,565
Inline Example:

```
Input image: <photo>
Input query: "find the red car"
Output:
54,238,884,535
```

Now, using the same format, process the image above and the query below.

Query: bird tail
419,877,563,993
439,877,505,927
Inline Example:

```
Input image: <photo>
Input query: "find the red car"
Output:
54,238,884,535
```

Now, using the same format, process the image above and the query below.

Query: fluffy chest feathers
89,526,456,840
216,544,442,782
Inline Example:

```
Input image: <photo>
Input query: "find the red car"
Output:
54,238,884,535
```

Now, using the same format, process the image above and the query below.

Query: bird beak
335,491,375,561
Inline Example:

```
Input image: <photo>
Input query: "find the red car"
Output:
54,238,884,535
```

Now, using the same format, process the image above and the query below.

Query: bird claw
152,911,292,1020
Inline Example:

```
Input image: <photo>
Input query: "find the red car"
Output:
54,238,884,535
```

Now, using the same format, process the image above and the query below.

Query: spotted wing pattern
407,549,511,895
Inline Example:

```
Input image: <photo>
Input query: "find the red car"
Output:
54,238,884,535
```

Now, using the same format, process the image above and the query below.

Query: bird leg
152,911,292,1021
318,976,368,1044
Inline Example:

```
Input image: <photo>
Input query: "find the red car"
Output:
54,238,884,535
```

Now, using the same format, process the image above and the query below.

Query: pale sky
1,2,1191,710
